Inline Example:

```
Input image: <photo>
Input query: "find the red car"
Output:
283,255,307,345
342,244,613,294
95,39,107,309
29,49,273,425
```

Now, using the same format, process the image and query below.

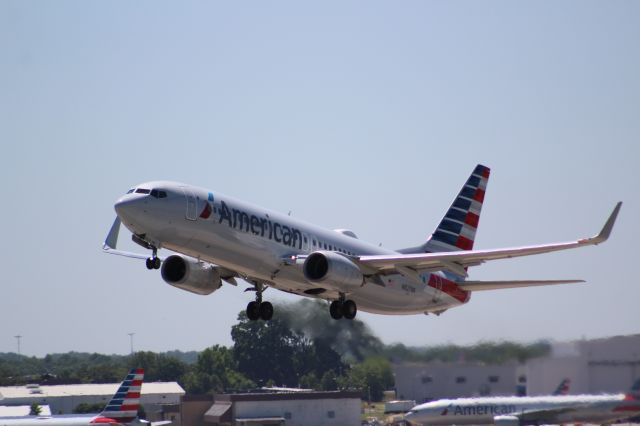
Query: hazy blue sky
1,1,638,356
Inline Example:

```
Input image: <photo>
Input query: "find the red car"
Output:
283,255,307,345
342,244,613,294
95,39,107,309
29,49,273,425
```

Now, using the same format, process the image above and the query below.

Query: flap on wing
459,279,584,291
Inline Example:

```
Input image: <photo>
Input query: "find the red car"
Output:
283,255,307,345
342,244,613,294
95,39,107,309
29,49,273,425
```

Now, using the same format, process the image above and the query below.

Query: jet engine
303,251,363,291
160,254,222,295
493,416,521,426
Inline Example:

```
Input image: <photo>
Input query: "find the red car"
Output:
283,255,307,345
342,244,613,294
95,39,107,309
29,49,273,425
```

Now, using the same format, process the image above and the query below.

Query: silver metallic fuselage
114,181,468,314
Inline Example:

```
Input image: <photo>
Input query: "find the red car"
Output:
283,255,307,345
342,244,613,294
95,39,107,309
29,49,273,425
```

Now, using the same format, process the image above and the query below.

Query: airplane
0,368,169,426
103,164,622,321
403,378,640,426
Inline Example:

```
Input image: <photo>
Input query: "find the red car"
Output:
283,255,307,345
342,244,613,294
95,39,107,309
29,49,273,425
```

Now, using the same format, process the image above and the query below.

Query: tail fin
92,368,144,424
423,164,490,253
552,378,570,395
624,378,640,400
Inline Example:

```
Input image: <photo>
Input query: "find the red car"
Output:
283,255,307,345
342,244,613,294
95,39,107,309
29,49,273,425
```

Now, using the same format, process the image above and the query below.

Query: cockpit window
126,189,135,194
150,189,168,198
135,188,151,194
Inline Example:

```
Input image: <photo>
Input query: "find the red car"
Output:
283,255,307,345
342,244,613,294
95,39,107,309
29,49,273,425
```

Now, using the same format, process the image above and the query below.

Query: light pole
128,333,135,355
14,335,22,355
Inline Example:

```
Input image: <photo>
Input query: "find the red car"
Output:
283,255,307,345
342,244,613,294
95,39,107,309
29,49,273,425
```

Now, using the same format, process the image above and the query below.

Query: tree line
0,300,549,402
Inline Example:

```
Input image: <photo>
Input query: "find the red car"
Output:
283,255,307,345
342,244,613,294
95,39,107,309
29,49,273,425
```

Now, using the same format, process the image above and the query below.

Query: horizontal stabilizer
458,279,584,291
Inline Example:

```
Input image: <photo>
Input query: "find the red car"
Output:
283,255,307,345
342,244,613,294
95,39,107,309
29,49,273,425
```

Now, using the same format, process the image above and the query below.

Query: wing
102,217,150,260
515,407,578,424
356,202,621,279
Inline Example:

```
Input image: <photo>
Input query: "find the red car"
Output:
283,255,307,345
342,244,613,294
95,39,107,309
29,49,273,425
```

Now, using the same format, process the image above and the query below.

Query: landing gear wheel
329,300,343,320
343,300,357,320
246,301,260,321
152,257,161,270
259,301,274,321
145,257,154,270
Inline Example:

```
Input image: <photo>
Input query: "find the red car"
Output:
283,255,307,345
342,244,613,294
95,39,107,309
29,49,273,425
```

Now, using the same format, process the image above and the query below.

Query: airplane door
181,187,197,221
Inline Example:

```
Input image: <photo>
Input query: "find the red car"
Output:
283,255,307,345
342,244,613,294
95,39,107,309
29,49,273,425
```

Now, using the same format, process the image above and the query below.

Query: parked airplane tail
553,378,571,395
92,368,144,424
624,378,640,400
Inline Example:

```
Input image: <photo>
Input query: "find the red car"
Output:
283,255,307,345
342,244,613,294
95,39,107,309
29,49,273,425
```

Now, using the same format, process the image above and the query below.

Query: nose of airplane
114,196,145,220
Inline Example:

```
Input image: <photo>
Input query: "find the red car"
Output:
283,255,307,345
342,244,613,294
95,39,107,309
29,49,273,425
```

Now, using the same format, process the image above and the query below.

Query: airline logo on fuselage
447,404,517,416
217,200,303,249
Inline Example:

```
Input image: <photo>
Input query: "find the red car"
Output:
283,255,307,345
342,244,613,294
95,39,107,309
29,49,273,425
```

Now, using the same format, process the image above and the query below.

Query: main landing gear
145,247,161,270
246,281,273,321
329,294,357,320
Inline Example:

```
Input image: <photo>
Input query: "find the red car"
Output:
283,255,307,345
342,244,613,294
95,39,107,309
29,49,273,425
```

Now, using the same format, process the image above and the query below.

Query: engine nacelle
160,254,222,295
303,251,363,291
493,416,521,426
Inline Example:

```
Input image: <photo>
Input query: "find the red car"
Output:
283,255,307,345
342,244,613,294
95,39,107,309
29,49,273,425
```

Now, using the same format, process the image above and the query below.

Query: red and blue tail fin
623,378,640,400
423,164,490,253
552,378,570,395
92,368,144,424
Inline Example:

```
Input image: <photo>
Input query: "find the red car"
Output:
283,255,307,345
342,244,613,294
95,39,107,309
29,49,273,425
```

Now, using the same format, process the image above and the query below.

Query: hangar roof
0,383,184,400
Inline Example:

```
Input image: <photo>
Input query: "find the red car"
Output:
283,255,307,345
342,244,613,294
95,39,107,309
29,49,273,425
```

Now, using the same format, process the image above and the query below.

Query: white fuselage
0,416,96,426
404,394,640,425
114,181,470,314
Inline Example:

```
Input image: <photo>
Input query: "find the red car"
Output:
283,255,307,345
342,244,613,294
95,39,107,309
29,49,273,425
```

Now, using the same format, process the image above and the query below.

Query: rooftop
0,382,184,400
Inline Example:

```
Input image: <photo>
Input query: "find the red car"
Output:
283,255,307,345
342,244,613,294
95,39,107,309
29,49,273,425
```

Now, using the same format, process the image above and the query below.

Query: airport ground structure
0,381,360,426
394,334,640,403
0,382,184,422
181,391,362,426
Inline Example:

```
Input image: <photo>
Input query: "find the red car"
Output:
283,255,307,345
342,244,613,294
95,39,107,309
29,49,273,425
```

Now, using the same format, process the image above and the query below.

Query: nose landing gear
145,247,161,270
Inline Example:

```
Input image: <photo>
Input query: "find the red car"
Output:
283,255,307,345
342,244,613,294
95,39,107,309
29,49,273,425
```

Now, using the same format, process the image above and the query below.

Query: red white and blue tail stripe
92,368,144,424
552,378,571,395
424,164,490,253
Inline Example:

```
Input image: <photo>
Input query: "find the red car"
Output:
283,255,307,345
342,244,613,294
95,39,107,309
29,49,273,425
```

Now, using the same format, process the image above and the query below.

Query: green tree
231,312,309,387
345,357,394,402
29,403,42,416
182,345,254,394
155,355,188,382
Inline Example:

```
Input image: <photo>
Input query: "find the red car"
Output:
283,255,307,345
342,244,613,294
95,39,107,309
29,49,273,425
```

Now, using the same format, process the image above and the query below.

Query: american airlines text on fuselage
216,199,304,250
445,404,517,416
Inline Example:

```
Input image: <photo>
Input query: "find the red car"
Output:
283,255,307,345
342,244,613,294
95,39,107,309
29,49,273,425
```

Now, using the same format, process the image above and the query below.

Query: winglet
590,202,622,244
102,218,149,260
103,217,121,250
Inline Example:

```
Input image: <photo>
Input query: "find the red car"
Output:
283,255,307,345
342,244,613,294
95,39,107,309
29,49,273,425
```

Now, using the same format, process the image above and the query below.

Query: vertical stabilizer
422,164,490,253
624,378,640,400
552,378,571,395
92,368,144,424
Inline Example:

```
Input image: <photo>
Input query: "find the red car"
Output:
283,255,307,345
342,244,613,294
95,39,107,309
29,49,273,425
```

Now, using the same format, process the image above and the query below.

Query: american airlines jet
404,378,640,426
104,165,621,321
0,369,168,426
